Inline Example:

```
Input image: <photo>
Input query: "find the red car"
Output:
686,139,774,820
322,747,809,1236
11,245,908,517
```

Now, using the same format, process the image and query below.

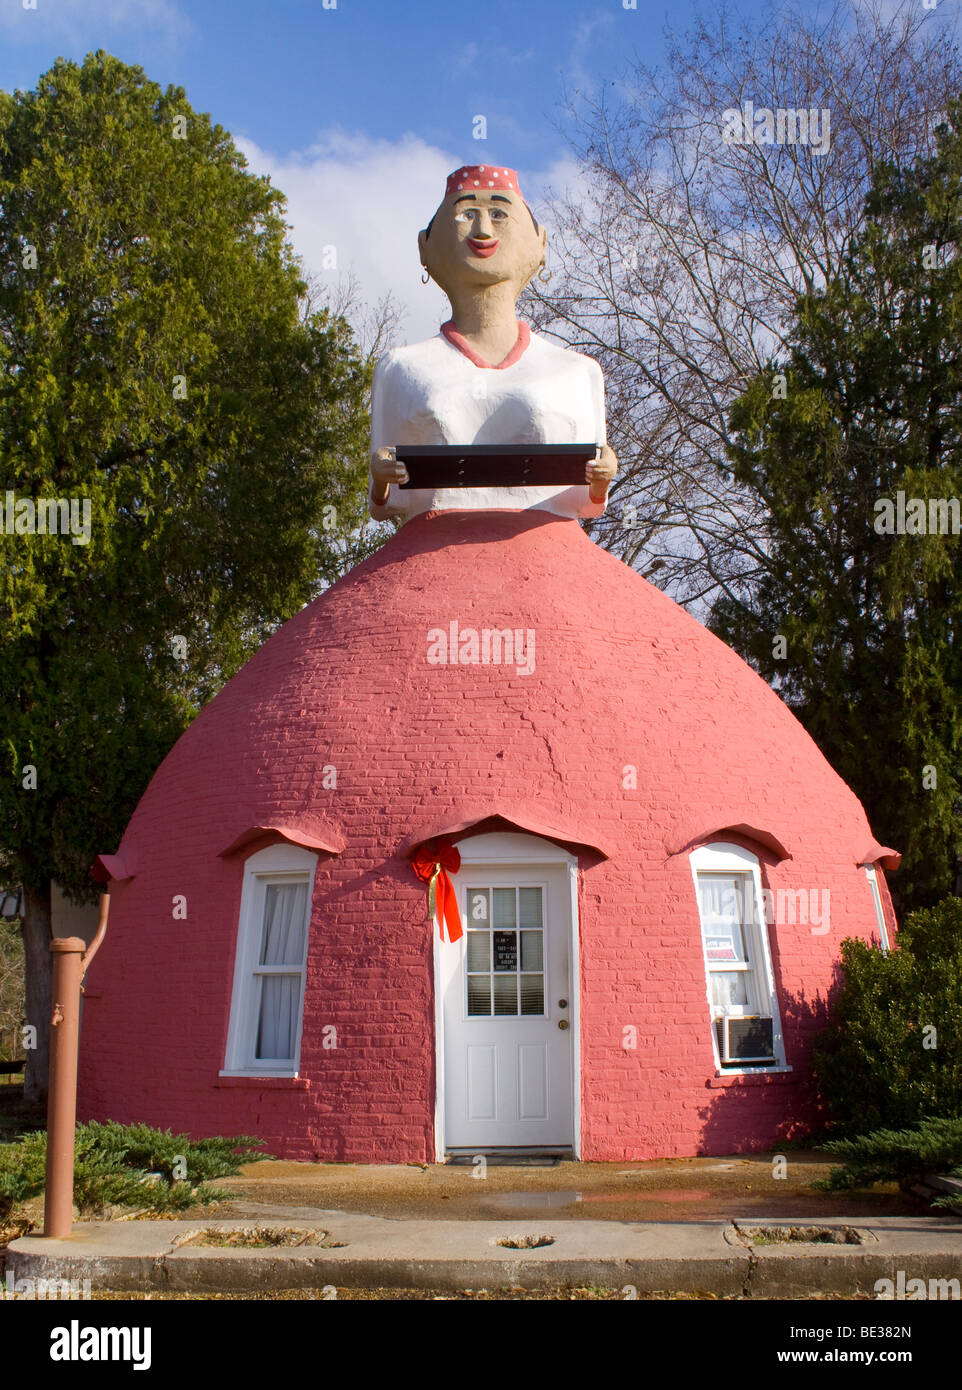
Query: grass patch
494,1234,555,1249
178,1226,345,1249
746,1225,862,1246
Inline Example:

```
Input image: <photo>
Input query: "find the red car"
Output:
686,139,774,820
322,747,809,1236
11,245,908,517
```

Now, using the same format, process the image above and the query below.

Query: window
223,844,317,1075
463,884,546,1017
690,843,785,1070
863,864,891,953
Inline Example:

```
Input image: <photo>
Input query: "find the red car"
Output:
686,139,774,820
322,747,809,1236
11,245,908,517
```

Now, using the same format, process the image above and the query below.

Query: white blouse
368,327,608,523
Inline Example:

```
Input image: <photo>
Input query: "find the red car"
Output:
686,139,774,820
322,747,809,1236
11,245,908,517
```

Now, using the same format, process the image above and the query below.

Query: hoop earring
538,263,552,283
421,268,430,284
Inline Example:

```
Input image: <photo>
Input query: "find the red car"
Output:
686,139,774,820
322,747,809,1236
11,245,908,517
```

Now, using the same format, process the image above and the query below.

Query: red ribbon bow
411,838,463,943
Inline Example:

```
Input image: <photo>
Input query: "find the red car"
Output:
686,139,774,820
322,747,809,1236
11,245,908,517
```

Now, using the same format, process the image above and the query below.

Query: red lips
467,237,500,258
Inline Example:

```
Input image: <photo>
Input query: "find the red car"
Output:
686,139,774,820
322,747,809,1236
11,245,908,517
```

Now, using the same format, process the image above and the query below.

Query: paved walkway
208,1152,926,1223
8,1210,962,1297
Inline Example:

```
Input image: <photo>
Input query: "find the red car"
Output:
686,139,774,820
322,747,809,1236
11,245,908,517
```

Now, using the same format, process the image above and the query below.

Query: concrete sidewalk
8,1210,962,1297
199,1152,928,1224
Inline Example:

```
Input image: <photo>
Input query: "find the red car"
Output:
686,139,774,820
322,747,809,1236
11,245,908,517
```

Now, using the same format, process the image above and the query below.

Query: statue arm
583,359,616,511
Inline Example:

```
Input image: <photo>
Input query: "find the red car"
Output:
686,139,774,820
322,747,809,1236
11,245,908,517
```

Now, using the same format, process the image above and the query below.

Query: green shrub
811,896,962,1135
73,1121,268,1186
0,1127,46,1213
0,1121,270,1219
815,1116,962,1201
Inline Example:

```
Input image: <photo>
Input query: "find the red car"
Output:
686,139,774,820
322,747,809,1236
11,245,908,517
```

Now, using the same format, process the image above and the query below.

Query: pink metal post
43,894,109,1239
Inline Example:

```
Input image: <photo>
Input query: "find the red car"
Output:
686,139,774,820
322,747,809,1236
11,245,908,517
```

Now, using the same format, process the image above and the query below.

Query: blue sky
0,0,743,160
0,0,792,339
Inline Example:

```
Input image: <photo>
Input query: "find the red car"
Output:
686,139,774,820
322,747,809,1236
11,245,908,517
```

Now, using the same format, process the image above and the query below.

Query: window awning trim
666,823,792,863
399,807,611,860
90,852,136,883
218,823,344,858
857,842,901,871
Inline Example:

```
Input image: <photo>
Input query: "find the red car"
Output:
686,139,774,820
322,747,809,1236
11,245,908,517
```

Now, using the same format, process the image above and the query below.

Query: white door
440,857,574,1149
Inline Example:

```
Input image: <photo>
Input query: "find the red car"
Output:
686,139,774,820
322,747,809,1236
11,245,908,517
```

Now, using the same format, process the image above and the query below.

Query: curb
7,1214,962,1297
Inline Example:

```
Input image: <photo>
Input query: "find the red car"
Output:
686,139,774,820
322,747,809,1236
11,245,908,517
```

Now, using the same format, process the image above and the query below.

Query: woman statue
369,165,618,522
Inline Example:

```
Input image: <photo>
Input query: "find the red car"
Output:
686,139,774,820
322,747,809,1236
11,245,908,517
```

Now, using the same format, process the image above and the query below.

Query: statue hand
371,447,409,505
586,445,617,502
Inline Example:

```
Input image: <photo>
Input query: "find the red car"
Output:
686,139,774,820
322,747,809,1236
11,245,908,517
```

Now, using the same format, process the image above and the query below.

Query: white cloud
451,42,481,75
0,0,189,40
236,130,454,344
236,130,593,346
565,11,618,97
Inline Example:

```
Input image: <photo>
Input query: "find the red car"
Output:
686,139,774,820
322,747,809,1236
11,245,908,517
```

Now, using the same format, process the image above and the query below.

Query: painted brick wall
77,510,895,1161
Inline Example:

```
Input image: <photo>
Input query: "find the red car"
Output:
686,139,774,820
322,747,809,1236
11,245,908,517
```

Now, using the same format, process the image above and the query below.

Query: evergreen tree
0,53,379,1099
711,103,962,915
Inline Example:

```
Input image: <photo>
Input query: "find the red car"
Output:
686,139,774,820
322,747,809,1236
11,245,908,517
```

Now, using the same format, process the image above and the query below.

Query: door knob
557,1019,569,1030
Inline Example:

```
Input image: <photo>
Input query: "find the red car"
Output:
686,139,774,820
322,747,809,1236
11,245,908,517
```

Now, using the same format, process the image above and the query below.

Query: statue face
418,188,546,299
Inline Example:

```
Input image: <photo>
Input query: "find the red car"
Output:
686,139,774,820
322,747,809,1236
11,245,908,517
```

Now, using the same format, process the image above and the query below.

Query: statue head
418,165,547,303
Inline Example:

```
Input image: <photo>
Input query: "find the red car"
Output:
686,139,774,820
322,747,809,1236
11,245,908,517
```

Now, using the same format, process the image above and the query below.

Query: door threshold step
445,1151,569,1167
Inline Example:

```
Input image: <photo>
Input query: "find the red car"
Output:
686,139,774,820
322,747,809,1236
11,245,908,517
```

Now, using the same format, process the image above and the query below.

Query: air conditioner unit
715,1016,775,1064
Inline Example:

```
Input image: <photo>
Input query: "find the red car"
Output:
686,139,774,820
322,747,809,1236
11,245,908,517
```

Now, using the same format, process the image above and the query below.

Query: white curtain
259,881,308,965
256,881,308,1060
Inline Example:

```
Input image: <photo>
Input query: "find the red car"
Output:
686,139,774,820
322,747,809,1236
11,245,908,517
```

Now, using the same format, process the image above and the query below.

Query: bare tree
298,270,405,581
526,0,961,609
300,268,405,363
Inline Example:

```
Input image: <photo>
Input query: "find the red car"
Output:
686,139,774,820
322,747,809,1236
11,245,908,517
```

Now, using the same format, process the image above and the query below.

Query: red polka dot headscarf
445,165,523,198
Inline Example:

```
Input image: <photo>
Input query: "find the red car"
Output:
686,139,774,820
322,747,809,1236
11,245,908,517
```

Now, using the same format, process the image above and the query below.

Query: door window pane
520,975,544,1015
492,888,516,928
467,888,490,924
466,931,490,972
493,974,518,1015
467,976,491,1016
493,930,518,972
519,888,543,928
520,930,543,971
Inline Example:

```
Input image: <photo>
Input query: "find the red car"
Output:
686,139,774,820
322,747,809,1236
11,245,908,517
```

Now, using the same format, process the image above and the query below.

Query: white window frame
863,864,891,953
222,843,317,1077
689,842,787,1072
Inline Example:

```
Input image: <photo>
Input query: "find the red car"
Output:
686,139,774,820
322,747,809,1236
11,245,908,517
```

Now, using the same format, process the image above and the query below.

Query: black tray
394,443,598,489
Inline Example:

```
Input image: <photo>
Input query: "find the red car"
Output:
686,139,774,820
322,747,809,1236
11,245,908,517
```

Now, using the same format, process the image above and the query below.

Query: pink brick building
77,509,898,1161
